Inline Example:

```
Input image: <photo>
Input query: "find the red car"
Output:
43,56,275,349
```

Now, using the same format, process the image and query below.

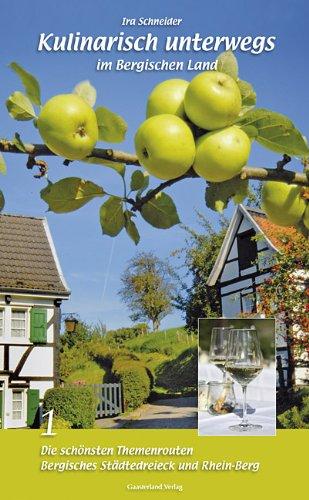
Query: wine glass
209,327,232,381
225,328,263,431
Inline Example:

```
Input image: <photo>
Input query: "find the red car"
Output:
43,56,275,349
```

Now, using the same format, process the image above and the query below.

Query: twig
26,155,48,178
0,140,140,166
129,168,198,211
276,154,291,171
1,139,308,188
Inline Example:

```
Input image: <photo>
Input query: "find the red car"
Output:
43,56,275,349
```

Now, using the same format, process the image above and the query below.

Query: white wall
0,295,56,344
9,346,28,371
30,380,54,399
0,294,59,428
21,347,54,377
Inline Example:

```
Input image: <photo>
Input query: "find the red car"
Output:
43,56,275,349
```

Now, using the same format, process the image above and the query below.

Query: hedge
112,359,151,411
43,387,96,428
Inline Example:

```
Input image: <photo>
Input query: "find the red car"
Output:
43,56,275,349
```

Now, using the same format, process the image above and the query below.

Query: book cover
0,0,308,498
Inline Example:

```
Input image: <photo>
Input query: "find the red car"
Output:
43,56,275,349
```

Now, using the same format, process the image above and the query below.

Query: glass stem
241,385,248,426
223,370,227,382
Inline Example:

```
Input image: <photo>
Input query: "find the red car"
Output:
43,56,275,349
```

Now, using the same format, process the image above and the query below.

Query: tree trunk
152,318,160,331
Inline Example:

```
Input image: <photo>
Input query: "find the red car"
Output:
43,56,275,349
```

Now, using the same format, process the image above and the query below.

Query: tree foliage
119,252,176,331
173,212,228,330
257,226,309,358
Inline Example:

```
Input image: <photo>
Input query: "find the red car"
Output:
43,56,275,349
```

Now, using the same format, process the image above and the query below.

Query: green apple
184,71,242,130
146,79,189,119
262,181,306,227
302,203,309,230
37,94,98,160
135,114,195,180
193,126,251,182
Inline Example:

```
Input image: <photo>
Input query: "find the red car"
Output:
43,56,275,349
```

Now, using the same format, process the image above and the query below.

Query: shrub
59,344,90,380
44,387,96,428
106,323,148,347
40,416,72,430
155,347,198,393
278,394,309,429
112,359,151,411
60,321,92,350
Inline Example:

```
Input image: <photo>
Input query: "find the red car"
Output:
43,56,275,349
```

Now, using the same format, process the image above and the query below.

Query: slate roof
0,214,70,296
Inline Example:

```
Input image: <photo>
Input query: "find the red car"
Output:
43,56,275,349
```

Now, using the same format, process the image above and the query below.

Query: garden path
96,396,197,429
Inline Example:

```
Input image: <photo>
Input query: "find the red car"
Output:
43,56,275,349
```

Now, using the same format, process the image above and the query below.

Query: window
221,292,242,317
237,229,258,271
11,310,27,338
0,309,3,336
12,390,23,420
241,290,256,313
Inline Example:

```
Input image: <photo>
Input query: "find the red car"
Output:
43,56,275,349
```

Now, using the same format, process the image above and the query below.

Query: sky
0,0,308,330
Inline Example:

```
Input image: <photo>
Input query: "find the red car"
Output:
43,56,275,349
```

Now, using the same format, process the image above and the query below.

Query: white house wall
0,293,60,429
220,278,253,296
238,217,254,233
30,380,54,399
20,347,54,377
9,346,28,371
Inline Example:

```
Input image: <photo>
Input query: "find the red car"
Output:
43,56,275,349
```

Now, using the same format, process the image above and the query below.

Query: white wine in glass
209,327,232,381
225,328,263,431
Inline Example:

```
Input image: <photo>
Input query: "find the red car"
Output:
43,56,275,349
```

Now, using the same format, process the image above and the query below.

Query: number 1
41,409,56,436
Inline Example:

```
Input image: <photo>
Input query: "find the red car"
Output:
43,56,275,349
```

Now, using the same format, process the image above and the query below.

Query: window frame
10,307,30,341
12,389,24,421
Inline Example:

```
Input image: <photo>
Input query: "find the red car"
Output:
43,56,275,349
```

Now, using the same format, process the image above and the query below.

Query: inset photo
198,318,276,436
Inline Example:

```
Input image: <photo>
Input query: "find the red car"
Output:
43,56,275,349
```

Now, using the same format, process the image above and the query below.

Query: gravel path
96,397,198,429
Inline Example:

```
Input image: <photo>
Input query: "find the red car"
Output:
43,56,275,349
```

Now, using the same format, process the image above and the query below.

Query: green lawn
124,326,196,357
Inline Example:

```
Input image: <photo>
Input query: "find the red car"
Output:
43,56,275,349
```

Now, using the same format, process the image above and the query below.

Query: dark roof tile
0,214,70,295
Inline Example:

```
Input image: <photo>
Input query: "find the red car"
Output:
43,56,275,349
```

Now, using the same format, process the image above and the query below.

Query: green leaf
237,108,309,157
216,50,238,80
13,132,26,152
238,79,256,115
130,170,146,191
141,192,180,229
83,156,126,177
96,106,127,143
124,210,140,245
41,177,105,213
0,190,5,211
6,91,36,120
137,172,149,197
240,125,258,139
205,178,249,212
99,196,125,237
73,80,97,107
0,153,7,175
238,79,256,107
9,62,41,106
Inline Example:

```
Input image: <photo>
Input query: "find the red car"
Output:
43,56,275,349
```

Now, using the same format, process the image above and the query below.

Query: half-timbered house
207,204,308,389
0,214,70,429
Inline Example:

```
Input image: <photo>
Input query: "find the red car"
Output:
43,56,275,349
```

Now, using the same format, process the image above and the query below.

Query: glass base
229,423,262,432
